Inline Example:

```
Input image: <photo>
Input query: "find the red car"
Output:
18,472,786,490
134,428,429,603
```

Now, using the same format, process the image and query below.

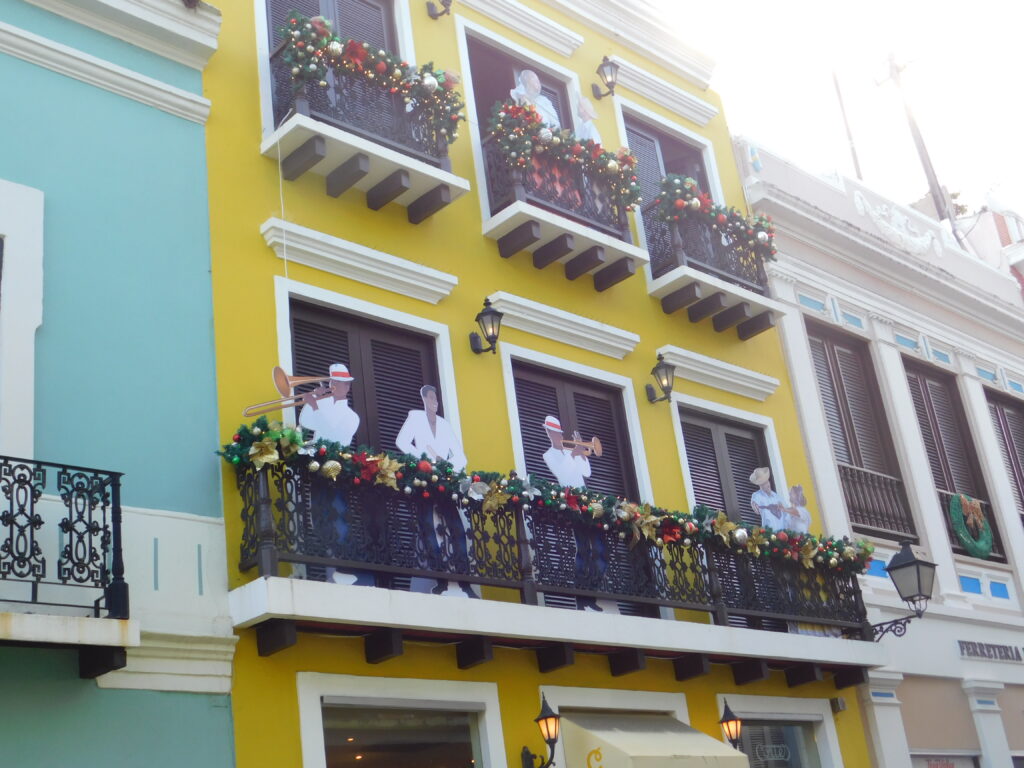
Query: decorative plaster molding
538,0,715,89
853,190,940,258
97,631,237,694
0,21,210,123
25,0,220,69
487,292,639,359
657,345,780,401
457,0,583,57
610,56,717,126
261,218,459,304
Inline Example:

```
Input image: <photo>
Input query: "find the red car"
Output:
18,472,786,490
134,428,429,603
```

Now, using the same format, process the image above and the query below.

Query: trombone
242,366,332,417
561,436,603,458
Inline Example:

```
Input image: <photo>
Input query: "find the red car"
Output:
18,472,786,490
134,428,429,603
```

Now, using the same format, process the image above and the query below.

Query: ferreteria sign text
958,640,1024,662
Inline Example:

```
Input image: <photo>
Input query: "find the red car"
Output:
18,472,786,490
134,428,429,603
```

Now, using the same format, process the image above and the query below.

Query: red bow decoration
343,39,368,71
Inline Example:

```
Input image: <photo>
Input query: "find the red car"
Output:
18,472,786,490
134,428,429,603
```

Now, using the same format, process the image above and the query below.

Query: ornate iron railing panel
270,44,448,168
482,137,629,240
238,465,867,635
0,455,128,618
643,203,770,294
838,463,917,540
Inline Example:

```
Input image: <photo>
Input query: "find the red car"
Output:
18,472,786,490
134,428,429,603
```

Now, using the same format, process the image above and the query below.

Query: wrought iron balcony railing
838,463,917,541
237,464,870,637
270,42,450,169
482,136,630,241
642,203,770,294
0,455,128,618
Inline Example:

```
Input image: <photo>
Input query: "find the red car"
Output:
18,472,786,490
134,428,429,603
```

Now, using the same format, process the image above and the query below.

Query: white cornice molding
457,0,583,57
610,56,717,126
0,21,210,123
97,632,237,694
538,0,715,89
261,218,459,304
487,291,639,359
26,0,220,69
657,345,780,401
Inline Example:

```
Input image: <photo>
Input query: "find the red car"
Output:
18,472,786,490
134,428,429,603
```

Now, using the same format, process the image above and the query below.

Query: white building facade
736,138,1024,768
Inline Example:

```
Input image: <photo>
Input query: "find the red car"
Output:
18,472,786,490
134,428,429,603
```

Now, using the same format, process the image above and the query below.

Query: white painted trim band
658,345,780,401
0,21,210,123
610,56,718,126
261,218,458,304
97,631,237,693
457,0,583,57
487,291,639,358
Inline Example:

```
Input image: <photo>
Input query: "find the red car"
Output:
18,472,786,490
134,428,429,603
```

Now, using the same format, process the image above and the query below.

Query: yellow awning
561,712,750,768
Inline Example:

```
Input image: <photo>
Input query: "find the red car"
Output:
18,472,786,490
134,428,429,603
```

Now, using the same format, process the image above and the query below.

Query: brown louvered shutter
724,431,765,526
266,0,320,47
512,364,637,498
834,343,888,473
926,377,977,496
906,369,949,489
333,0,396,51
625,123,664,214
680,421,726,511
990,399,1024,517
290,304,355,430
808,335,852,464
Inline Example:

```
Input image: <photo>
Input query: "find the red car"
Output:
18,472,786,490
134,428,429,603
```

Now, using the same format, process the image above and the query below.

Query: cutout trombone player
244,364,359,447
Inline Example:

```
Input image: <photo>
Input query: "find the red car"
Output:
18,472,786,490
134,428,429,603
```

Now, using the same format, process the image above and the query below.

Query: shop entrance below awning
560,712,749,768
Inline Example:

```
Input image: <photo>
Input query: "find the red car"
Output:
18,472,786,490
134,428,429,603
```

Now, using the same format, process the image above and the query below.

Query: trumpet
242,366,332,417
561,436,603,458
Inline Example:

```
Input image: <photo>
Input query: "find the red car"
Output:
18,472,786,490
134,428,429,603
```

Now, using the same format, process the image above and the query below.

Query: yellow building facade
206,1,884,765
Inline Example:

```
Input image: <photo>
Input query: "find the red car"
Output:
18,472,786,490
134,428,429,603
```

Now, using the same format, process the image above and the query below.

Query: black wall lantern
469,298,503,354
426,0,452,19
871,540,937,641
521,695,561,768
591,56,620,100
719,699,742,749
645,354,675,402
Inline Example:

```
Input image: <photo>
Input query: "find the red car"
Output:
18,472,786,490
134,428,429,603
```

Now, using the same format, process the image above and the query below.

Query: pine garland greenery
219,417,875,575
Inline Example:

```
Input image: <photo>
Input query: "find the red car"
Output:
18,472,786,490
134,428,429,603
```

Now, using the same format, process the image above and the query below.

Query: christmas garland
278,12,465,146
654,174,777,263
948,493,993,559
219,417,874,575
488,101,642,212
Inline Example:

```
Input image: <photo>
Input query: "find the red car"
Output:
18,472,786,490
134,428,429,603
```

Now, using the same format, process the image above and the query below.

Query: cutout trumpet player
542,415,602,490
243,364,360,447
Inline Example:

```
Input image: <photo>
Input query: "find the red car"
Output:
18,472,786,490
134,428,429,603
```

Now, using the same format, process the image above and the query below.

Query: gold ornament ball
320,460,342,480
421,73,439,93
689,197,702,210
733,528,749,545
307,461,320,473
327,40,343,56
606,159,619,172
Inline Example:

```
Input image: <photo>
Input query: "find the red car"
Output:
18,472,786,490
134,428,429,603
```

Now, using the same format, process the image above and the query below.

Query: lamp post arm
520,744,557,768
870,614,915,642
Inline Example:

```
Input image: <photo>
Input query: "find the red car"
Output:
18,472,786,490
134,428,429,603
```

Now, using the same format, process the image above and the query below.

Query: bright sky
654,0,1024,215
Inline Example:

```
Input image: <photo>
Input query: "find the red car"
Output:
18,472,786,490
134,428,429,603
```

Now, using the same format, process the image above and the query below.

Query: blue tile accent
933,350,951,364
1010,380,1024,394
871,691,896,699
960,576,983,594
842,312,864,328
977,367,997,382
799,294,826,312
977,699,997,706
866,559,888,578
990,581,1010,599
895,333,919,351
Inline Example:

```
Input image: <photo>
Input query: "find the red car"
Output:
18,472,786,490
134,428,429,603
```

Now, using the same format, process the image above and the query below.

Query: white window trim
296,672,506,768
0,179,44,458
670,392,788,514
255,0,417,140
657,344,780,402
455,0,583,57
612,95,725,275
607,56,718,127
540,685,689,768
455,15,583,227
272,276,463,440
717,693,844,768
499,342,654,502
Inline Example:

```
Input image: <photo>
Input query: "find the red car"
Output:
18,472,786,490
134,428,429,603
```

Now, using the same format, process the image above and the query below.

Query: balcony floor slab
0,611,140,648
229,577,887,670
647,264,784,317
262,114,471,212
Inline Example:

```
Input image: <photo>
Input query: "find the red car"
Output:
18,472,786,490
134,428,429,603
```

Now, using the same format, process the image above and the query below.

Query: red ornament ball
422,491,430,499
437,484,445,493
417,460,432,473
232,434,240,442
395,472,403,480
318,446,327,456
472,474,480,482
716,213,727,224
674,198,686,209
353,477,361,485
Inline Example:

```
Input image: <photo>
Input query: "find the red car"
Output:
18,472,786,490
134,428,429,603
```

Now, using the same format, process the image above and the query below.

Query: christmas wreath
278,12,465,146
219,417,874,575
487,100,642,212
653,174,777,264
948,493,993,559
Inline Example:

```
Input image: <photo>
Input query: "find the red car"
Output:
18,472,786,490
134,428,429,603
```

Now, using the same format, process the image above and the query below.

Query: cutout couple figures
749,466,811,533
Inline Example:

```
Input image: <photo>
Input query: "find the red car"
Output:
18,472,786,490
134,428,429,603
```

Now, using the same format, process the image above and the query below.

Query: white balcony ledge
230,577,887,670
483,201,649,292
0,611,140,648
262,114,472,223
647,264,785,340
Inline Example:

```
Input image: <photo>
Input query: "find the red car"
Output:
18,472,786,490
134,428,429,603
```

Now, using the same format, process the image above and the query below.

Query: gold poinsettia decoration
249,437,280,470
746,528,769,556
714,511,738,546
800,539,818,569
482,482,511,514
374,454,402,491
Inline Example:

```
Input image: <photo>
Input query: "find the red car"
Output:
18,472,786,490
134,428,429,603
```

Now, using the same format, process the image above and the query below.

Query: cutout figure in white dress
510,69,561,129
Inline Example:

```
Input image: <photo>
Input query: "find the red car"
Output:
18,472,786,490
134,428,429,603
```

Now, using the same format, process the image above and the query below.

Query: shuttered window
266,0,397,52
679,410,769,526
806,326,895,473
511,363,637,499
989,396,1024,521
624,119,709,205
290,300,440,450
